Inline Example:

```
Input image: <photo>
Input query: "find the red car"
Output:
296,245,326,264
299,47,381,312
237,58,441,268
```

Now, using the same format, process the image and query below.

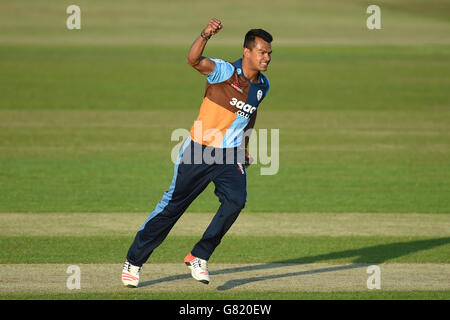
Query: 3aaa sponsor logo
230,98,256,119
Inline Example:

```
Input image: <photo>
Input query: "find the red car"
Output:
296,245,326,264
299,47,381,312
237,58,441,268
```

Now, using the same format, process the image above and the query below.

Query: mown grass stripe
1,236,449,264
1,108,450,214
1,212,449,237
2,290,448,300
1,263,449,295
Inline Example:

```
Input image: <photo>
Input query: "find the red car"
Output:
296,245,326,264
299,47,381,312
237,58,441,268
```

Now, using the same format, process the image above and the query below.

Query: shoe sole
122,279,139,288
185,262,210,284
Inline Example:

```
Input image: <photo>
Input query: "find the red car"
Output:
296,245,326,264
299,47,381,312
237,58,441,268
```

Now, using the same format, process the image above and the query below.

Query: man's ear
243,47,250,58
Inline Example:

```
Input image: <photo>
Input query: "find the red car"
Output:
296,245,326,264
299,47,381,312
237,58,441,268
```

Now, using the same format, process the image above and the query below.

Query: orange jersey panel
190,97,237,148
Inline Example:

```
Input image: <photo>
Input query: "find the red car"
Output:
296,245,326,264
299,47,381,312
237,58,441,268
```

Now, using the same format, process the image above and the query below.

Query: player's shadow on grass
139,237,450,290
216,237,450,290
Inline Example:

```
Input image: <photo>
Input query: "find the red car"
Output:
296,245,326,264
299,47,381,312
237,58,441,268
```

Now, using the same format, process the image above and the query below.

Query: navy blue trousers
126,137,247,266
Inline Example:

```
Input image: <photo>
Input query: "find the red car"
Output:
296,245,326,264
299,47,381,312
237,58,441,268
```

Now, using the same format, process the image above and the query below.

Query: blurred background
1,0,449,213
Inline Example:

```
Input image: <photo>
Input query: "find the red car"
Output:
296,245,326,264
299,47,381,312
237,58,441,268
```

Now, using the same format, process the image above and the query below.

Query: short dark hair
243,29,273,49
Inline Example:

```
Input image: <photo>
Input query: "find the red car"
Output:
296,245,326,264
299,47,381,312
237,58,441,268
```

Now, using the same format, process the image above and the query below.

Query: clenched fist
202,18,223,38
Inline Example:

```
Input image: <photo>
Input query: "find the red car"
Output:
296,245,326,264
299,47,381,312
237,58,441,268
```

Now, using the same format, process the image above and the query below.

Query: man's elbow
187,57,199,67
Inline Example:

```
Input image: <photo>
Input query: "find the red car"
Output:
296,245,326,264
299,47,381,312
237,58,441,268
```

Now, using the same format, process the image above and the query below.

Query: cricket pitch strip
1,263,449,295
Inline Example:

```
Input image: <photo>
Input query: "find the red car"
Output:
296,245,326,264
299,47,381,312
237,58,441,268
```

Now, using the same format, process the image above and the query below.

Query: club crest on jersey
257,90,263,101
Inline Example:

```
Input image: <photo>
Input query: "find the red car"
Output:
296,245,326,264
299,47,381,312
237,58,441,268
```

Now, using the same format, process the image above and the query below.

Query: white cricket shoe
184,253,210,284
122,260,141,288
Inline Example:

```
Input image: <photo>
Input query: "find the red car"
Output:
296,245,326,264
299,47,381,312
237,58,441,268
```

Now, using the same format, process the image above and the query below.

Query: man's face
243,37,272,72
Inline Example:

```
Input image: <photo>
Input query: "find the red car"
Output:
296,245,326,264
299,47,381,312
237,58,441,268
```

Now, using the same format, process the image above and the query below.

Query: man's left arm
187,18,223,75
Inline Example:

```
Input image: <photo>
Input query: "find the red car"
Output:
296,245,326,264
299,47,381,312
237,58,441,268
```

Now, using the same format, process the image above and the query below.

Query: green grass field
0,0,449,300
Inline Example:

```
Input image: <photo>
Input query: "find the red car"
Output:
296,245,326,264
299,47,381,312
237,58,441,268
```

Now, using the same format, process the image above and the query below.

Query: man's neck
241,59,259,83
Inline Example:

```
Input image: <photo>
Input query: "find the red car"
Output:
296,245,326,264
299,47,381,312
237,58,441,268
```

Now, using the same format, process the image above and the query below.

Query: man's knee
226,194,247,212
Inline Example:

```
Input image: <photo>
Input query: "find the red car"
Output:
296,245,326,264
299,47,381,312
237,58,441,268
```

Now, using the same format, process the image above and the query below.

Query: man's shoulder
259,73,270,89
206,58,235,84
210,58,233,65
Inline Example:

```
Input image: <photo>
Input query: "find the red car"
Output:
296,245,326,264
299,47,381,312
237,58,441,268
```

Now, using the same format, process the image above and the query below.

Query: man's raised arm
187,18,223,75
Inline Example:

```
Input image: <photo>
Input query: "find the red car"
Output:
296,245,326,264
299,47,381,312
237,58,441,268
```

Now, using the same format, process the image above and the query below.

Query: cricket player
122,18,272,287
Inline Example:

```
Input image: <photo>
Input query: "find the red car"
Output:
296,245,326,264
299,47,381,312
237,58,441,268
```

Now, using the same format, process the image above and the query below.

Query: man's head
243,29,273,72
